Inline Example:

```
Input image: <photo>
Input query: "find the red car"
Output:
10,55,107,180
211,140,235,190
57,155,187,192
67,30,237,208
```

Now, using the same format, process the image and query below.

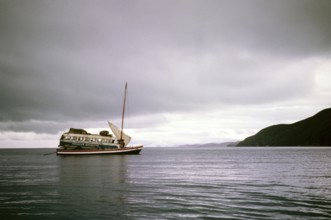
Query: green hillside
237,108,331,146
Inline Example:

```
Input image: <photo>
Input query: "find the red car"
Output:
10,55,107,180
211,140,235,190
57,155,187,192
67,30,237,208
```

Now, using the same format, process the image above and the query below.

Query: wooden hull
56,145,143,155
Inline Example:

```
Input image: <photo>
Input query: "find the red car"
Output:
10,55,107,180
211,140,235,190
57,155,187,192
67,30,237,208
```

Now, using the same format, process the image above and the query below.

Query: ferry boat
56,83,143,155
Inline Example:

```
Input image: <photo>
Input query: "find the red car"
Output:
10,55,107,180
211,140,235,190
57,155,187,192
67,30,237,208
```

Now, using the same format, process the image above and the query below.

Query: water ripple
1,147,331,219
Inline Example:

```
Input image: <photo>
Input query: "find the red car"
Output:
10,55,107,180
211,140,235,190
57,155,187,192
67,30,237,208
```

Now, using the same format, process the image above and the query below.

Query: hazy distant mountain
237,108,331,146
178,142,239,148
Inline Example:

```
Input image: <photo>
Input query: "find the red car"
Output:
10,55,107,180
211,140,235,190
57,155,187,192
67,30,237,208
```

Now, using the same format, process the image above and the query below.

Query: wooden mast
120,82,127,145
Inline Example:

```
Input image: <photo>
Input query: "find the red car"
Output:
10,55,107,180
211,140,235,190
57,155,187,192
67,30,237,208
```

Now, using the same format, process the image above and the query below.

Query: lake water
0,146,331,219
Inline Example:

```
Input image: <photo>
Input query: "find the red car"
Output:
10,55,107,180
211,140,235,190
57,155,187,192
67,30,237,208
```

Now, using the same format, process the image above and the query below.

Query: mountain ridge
237,108,331,146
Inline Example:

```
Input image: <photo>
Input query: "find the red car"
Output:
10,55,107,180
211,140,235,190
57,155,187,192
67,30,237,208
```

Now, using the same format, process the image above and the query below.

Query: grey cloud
0,0,330,134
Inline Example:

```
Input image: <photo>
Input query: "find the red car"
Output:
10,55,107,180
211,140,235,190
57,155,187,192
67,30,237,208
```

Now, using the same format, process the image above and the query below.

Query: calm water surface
0,146,331,219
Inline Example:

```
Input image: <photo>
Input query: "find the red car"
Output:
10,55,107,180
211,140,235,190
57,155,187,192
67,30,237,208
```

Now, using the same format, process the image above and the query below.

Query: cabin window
85,137,90,141
78,137,84,141
72,136,77,140
64,136,71,140
91,138,96,142
97,138,102,142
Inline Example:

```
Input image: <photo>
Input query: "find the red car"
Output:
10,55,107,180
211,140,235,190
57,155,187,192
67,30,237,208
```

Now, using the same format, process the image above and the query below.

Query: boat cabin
59,128,120,150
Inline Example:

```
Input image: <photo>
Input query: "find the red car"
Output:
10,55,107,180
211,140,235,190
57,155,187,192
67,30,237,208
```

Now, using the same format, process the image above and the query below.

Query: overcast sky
1,0,331,147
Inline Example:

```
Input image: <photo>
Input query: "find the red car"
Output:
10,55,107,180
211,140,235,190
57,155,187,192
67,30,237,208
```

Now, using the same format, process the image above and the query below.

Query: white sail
108,121,131,146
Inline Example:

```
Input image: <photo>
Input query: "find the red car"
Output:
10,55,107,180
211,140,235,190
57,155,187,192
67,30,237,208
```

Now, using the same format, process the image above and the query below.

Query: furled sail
108,121,131,146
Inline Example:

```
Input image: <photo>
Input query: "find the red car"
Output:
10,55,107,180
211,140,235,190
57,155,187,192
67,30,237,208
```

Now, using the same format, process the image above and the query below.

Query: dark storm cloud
0,0,331,134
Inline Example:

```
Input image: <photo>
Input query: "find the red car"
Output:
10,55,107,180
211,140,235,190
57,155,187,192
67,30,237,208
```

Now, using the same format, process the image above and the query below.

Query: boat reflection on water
57,155,130,218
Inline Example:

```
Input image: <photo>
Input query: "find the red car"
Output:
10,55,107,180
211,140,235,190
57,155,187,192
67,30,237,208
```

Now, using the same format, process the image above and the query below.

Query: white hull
56,146,143,155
